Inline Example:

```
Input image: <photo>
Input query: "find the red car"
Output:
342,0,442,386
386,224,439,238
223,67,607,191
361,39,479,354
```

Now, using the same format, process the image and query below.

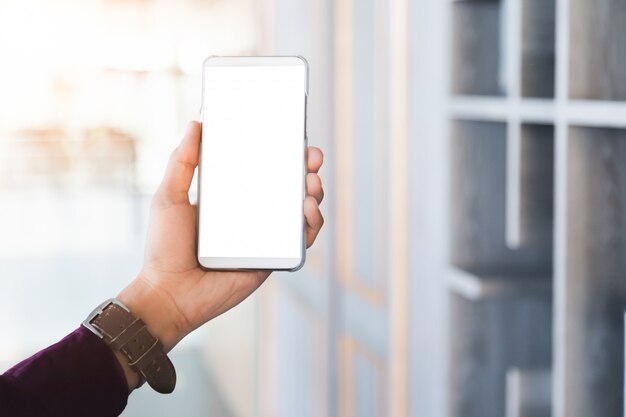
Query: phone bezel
196,56,309,272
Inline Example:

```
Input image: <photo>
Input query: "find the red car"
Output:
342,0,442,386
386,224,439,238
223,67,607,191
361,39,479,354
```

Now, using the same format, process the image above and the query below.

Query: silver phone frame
196,55,309,272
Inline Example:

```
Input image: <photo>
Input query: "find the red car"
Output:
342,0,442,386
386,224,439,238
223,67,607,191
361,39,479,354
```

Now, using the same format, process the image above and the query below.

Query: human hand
116,122,324,377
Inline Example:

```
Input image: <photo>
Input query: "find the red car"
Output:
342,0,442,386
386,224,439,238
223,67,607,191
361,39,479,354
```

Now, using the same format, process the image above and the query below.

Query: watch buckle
82,298,130,338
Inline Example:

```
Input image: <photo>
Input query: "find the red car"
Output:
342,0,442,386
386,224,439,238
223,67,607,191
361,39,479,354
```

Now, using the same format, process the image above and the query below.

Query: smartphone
197,56,308,271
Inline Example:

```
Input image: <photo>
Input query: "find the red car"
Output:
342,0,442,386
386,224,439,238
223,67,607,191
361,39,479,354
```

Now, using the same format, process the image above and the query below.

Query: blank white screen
198,62,306,260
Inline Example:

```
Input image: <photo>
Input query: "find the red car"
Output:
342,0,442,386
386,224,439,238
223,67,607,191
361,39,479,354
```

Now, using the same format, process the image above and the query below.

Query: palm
133,122,324,341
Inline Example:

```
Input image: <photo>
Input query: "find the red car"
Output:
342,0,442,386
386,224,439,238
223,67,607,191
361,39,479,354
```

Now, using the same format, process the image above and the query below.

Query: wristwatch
82,299,176,394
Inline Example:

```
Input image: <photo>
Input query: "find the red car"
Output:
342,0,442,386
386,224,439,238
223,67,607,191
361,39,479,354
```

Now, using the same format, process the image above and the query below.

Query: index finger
307,147,324,173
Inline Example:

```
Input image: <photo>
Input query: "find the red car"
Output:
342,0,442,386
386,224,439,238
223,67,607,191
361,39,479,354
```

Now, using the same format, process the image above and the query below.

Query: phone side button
304,136,308,200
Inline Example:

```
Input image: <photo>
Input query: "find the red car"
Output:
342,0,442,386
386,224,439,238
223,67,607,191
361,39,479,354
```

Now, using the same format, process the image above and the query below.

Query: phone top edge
202,56,308,95
203,55,307,67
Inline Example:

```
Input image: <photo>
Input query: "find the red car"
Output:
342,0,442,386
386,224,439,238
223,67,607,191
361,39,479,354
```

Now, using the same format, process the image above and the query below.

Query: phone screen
198,58,307,269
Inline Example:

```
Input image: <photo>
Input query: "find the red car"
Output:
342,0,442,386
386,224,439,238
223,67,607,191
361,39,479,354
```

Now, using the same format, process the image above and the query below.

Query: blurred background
1,1,625,417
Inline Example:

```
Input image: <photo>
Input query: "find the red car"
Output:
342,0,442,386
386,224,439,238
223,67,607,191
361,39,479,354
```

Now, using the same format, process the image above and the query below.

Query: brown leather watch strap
82,299,176,394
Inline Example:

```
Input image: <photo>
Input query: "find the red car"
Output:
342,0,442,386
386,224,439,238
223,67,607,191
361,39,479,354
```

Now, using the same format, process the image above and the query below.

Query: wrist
116,274,188,353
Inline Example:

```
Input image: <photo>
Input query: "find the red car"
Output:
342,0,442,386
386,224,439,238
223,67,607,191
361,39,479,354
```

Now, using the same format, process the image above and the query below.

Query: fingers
307,147,323,173
306,173,324,205
155,122,201,205
304,196,324,248
304,147,324,247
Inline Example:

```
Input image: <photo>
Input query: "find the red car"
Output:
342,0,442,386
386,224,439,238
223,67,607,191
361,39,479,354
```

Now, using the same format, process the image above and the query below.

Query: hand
115,122,324,388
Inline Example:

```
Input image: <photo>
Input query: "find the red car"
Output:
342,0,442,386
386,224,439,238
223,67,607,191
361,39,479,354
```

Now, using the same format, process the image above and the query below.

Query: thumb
154,121,201,205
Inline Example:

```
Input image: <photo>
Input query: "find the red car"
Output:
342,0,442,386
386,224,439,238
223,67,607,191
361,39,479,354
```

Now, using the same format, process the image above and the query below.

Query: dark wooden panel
520,124,554,248
450,120,552,274
448,293,552,417
451,0,503,96
505,369,552,417
565,127,626,417
570,0,626,100
521,0,556,98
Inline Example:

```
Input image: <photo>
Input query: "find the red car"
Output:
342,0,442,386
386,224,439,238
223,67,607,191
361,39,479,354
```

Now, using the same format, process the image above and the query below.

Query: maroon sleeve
0,327,129,417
